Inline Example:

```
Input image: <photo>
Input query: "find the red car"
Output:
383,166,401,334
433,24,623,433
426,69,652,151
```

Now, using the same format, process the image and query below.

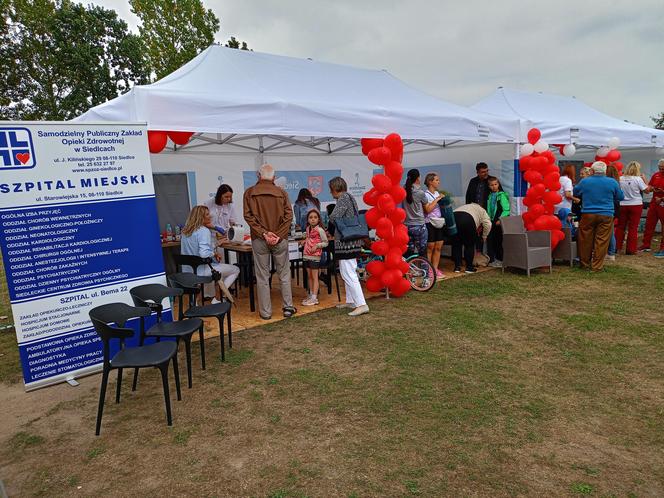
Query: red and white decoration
584,136,623,173
360,134,411,297
519,128,566,249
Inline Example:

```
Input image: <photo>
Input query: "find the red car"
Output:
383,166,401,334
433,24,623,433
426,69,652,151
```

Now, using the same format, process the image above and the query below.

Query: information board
0,122,166,390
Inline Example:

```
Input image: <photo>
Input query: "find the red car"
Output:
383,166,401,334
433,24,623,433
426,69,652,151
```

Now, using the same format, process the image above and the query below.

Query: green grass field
1,255,663,496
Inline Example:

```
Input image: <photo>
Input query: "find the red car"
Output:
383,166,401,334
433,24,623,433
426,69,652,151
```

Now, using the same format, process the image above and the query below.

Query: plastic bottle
166,223,173,241
175,224,181,241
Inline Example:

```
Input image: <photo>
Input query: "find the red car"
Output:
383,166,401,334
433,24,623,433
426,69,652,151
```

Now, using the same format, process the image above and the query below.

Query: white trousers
185,263,240,297
338,258,366,307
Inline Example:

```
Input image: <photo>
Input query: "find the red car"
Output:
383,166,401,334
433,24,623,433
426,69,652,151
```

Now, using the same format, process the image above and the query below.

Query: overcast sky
92,0,663,127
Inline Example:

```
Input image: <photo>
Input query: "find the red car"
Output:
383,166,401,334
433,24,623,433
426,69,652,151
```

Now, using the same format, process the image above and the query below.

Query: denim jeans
608,224,616,256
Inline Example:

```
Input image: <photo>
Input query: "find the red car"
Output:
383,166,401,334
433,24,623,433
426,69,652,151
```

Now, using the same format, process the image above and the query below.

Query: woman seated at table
205,184,239,237
181,205,240,303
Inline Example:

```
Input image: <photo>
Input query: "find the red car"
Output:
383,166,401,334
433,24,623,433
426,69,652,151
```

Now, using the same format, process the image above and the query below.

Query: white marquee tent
75,46,521,224
472,87,664,148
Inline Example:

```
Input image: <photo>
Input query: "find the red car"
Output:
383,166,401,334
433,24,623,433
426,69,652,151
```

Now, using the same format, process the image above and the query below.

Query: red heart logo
16,152,30,165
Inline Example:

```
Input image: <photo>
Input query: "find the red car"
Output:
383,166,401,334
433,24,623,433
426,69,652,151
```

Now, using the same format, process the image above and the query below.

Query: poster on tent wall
0,122,166,391
242,169,341,203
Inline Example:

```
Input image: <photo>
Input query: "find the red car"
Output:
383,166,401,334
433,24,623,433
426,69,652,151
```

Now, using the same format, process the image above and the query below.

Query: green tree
652,112,664,130
129,0,220,80
225,36,250,51
1,0,150,120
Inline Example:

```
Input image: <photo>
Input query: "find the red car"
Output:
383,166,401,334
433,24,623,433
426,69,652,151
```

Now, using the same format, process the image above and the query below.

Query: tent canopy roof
471,87,664,148
76,45,517,145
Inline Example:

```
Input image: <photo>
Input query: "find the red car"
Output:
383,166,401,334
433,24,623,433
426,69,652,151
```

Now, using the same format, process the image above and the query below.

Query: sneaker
283,306,297,318
655,250,664,258
453,266,462,273
211,298,221,304
465,266,477,274
336,303,355,309
302,296,318,306
348,304,370,316
638,245,651,252
488,260,502,268
435,269,445,279
605,254,616,261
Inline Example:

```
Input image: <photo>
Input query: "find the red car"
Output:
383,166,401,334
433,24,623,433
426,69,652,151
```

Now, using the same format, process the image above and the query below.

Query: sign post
0,122,166,390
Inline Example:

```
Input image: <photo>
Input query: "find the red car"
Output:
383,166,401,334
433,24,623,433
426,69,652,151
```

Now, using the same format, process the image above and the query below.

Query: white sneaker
211,298,221,304
302,296,318,306
605,254,616,261
348,305,369,316
488,260,502,268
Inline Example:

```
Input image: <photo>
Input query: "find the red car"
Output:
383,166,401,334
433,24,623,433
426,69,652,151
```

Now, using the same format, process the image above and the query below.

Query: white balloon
562,144,576,157
520,143,534,157
533,140,549,153
597,146,609,158
608,137,620,150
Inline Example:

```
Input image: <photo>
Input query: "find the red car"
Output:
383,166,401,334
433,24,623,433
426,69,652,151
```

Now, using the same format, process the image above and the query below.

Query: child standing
301,210,328,306
486,176,510,267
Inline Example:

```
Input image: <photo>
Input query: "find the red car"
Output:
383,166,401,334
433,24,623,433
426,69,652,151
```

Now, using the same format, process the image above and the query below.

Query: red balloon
371,240,389,256
525,223,535,231
614,161,624,172
148,130,168,153
544,164,560,175
544,171,561,190
389,185,407,204
391,277,411,297
527,128,541,145
542,150,556,165
384,133,403,162
372,174,392,193
606,149,621,162
381,269,398,288
543,203,554,215
167,131,194,145
533,215,548,231
389,207,406,225
365,207,383,228
366,260,386,277
385,247,403,268
522,195,536,207
366,276,384,292
378,193,396,214
385,161,404,184
363,188,379,206
543,191,562,205
529,203,546,218
368,146,392,166
376,217,394,239
522,210,536,224
519,156,533,171
361,138,384,156
551,229,565,249
392,227,410,246
523,170,543,185
398,260,410,274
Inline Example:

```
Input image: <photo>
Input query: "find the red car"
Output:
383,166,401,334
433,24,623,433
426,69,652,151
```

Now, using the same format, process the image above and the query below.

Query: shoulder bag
334,195,369,241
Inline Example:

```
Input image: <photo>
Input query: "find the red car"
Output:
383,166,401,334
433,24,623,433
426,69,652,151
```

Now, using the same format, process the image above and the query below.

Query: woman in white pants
180,205,240,303
328,177,369,316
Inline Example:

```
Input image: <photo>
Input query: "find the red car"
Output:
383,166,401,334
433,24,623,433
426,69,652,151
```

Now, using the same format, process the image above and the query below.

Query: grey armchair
552,227,576,267
501,216,552,276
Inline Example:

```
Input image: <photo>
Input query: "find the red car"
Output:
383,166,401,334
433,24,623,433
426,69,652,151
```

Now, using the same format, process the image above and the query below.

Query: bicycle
357,248,436,292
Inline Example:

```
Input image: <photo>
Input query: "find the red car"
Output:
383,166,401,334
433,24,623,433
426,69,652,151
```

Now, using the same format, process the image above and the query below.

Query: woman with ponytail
403,168,429,256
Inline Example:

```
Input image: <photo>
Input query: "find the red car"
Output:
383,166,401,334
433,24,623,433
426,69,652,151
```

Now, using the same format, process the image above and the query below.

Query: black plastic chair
168,272,232,363
130,284,204,389
89,303,181,436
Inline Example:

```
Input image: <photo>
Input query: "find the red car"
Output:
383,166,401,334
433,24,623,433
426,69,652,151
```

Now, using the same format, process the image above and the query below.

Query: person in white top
616,161,651,254
555,165,575,213
205,184,239,236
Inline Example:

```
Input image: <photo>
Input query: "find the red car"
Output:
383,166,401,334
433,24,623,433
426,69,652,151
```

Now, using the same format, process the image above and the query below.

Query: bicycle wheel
406,256,436,291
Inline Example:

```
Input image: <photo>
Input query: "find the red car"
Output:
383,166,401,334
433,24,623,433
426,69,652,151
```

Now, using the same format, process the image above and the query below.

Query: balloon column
519,128,565,248
360,133,412,297
147,130,195,153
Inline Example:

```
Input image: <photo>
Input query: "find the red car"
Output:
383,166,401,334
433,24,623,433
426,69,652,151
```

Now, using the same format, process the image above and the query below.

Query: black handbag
334,197,369,241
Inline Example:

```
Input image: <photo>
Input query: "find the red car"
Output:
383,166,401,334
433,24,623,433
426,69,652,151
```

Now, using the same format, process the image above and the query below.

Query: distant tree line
0,0,249,120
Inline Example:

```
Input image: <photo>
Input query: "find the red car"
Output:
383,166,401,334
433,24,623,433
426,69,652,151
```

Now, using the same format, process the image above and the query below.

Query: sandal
283,306,297,318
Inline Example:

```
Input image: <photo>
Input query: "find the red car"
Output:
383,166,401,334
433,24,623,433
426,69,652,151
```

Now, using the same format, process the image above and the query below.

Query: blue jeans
608,224,616,256
407,224,428,257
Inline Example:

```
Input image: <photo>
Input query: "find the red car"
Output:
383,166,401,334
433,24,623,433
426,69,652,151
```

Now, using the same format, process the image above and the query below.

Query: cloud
90,0,664,126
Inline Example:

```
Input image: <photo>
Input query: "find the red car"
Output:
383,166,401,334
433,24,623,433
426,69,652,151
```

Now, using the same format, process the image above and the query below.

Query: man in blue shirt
573,161,624,271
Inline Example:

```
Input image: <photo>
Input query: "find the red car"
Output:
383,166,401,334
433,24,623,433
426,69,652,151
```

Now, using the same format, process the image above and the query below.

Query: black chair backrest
174,254,210,273
130,284,182,318
89,303,150,364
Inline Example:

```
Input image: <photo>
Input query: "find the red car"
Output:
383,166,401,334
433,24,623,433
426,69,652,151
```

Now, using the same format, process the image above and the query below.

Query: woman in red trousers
616,161,650,254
